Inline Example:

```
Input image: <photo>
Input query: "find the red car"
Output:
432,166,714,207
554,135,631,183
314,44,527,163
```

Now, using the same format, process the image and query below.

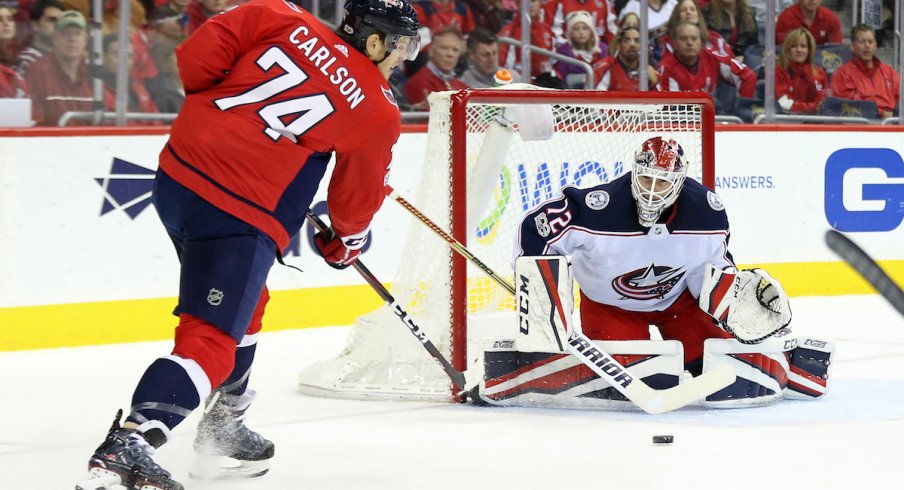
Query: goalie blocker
472,257,833,409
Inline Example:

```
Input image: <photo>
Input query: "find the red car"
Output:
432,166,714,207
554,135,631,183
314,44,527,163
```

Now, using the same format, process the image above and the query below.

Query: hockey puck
652,435,674,445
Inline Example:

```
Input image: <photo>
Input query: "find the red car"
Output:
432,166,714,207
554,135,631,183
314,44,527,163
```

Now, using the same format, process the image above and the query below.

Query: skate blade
188,453,270,480
75,467,127,490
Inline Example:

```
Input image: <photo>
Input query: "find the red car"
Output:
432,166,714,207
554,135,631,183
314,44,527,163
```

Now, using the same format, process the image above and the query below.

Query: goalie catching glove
314,227,368,269
699,264,791,344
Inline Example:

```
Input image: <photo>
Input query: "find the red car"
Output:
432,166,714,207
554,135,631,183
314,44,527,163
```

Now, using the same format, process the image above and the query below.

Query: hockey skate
189,389,275,480
76,410,183,490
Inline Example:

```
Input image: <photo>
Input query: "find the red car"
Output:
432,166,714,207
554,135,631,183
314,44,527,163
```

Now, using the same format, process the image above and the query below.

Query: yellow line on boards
0,285,383,352
737,260,904,296
1,260,902,352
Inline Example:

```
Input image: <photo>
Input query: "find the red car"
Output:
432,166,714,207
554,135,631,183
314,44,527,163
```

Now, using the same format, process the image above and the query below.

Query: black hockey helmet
338,0,420,61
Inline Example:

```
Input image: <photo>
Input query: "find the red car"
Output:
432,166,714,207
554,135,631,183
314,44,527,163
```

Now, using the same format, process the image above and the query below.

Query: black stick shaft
305,211,467,390
825,229,904,317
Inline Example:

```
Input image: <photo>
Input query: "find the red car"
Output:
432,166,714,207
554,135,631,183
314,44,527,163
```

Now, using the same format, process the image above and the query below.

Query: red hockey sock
172,314,237,388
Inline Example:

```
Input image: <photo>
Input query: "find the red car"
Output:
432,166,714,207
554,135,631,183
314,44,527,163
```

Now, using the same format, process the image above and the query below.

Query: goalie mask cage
298,88,715,402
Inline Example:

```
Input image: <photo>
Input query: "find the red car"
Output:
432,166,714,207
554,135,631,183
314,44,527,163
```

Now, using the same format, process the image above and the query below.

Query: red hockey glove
314,228,367,270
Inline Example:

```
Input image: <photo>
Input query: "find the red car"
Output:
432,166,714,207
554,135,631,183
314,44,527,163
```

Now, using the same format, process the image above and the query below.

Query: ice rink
2,294,903,490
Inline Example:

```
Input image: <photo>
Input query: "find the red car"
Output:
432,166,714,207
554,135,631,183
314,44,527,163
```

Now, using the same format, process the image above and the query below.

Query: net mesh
298,87,710,401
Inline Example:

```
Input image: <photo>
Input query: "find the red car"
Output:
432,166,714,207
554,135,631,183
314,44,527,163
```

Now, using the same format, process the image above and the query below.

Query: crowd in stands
0,0,899,125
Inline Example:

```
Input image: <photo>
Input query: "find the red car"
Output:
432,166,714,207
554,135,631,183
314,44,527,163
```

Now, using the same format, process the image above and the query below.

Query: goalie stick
304,211,467,391
825,229,904,317
386,189,737,413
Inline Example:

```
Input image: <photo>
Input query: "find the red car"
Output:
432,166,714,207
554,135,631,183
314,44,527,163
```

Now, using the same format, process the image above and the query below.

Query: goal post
298,87,716,402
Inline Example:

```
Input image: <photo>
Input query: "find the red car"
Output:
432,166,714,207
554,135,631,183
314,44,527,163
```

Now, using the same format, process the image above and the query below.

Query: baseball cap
56,10,87,31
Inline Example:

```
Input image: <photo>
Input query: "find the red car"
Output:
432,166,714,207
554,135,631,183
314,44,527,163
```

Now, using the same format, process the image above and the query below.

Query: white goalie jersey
514,173,734,312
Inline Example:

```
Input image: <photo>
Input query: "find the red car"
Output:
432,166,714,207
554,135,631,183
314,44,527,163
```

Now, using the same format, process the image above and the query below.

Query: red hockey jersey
775,3,842,46
775,62,827,114
593,55,648,92
542,0,617,43
658,48,756,98
160,0,401,251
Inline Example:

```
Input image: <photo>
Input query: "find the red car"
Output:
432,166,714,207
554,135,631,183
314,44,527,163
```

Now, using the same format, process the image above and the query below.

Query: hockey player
76,1,419,489
515,137,790,376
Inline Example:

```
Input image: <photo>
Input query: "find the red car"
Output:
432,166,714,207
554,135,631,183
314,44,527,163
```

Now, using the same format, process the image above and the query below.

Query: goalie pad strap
786,337,834,399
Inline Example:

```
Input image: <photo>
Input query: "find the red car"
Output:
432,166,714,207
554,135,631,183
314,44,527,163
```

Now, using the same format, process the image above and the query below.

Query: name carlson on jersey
289,25,366,110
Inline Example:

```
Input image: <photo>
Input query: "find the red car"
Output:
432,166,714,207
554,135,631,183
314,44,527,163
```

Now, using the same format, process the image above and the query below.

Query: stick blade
626,364,737,414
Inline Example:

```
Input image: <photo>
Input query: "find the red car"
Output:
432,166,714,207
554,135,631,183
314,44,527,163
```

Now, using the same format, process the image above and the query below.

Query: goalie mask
631,137,689,227
338,0,421,62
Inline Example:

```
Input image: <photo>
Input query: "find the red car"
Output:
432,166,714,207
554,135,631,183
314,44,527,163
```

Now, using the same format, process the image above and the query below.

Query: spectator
658,21,755,97
404,26,468,110
661,0,732,59
498,0,556,81
458,27,521,88
554,10,607,86
61,0,159,80
830,24,900,119
618,0,676,47
149,0,190,44
775,27,826,114
705,0,758,60
99,33,158,114
0,0,21,66
465,0,514,35
618,10,639,29
145,37,183,113
775,0,841,45
543,0,618,43
186,0,227,35
60,0,147,34
747,0,791,39
608,9,637,51
24,10,93,126
16,0,63,75
414,0,475,43
594,25,658,91
0,62,26,96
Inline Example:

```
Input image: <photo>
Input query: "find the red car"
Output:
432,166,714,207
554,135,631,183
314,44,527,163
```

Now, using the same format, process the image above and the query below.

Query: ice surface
2,295,902,489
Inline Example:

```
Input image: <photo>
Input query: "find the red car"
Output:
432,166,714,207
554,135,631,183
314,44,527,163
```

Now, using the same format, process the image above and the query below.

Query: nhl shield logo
207,288,224,306
585,190,609,210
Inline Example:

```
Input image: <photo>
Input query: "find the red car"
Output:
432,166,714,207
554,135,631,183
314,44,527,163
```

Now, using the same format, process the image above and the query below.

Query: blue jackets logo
96,158,155,219
824,148,904,232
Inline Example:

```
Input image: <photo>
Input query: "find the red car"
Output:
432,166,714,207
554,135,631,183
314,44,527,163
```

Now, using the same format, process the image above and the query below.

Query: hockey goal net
298,87,715,401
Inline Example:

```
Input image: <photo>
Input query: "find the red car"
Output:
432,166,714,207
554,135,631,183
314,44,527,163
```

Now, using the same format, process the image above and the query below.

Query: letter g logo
824,148,904,232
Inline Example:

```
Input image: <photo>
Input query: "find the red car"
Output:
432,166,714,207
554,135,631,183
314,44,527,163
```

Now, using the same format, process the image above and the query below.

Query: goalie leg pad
785,337,834,399
514,256,575,353
701,338,791,408
475,340,684,410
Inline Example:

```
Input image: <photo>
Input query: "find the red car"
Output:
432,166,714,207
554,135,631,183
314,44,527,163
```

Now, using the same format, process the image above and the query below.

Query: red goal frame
446,89,717,387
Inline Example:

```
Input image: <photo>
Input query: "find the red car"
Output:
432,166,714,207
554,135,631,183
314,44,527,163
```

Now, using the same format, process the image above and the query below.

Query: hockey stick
304,211,467,391
825,229,904,317
387,185,516,295
386,189,737,413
